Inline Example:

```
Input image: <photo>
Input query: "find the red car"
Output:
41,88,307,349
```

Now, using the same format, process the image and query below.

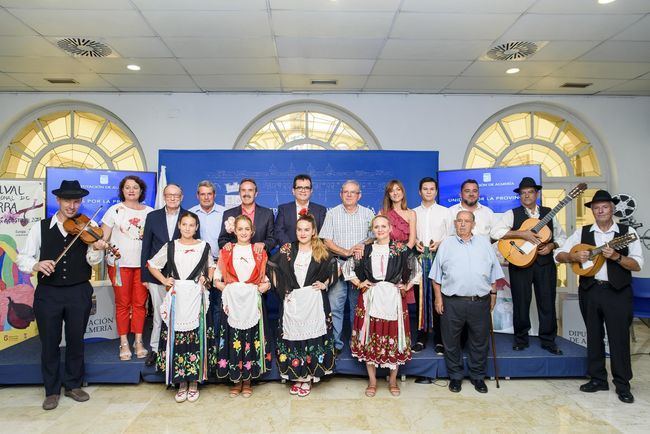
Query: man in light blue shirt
189,180,225,259
430,210,503,394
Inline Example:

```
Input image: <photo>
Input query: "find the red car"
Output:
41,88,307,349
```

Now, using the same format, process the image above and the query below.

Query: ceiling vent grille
560,82,593,88
45,78,79,84
484,41,544,61
56,38,113,58
311,79,338,85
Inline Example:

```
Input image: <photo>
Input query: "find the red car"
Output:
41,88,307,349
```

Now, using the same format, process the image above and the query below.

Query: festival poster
0,180,44,350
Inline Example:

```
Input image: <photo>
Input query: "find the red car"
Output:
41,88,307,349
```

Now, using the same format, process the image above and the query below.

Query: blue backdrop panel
438,165,542,213
46,168,157,221
158,150,439,213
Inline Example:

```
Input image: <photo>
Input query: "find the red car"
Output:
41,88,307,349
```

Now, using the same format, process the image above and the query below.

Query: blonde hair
382,179,408,213
297,214,329,263
234,214,255,237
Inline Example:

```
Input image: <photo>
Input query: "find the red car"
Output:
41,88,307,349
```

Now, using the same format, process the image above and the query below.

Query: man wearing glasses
274,174,327,246
320,180,374,356
140,183,190,366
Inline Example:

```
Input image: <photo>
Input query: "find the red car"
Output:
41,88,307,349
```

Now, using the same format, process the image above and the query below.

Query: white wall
0,92,648,275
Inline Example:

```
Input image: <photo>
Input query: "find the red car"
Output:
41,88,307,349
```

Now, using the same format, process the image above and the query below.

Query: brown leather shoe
42,395,60,410
64,388,90,402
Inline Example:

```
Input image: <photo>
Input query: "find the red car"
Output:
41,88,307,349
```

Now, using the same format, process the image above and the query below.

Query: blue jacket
274,201,327,246
218,204,276,252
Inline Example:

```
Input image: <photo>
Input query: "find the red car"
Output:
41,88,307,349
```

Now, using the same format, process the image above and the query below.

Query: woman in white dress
101,175,153,360
147,211,215,403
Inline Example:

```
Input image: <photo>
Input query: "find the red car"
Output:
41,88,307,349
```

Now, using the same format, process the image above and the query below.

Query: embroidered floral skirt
276,308,335,382
215,313,272,382
156,318,216,384
350,293,412,370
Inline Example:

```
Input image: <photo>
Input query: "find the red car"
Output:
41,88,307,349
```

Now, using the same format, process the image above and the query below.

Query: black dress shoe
414,376,433,384
434,344,445,355
512,344,529,351
145,351,157,367
579,380,609,393
617,390,634,404
541,345,563,355
470,379,488,393
411,342,425,353
448,379,462,393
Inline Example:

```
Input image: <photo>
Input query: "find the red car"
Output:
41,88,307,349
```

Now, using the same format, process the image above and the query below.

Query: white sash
222,282,260,330
160,280,209,332
282,286,327,341
367,281,400,321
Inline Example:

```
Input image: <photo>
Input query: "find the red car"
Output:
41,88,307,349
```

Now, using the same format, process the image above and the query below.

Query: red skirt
350,292,412,369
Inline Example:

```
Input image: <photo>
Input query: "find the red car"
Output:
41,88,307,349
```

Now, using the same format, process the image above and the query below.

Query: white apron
282,286,327,341
222,282,260,330
359,281,407,352
160,280,209,332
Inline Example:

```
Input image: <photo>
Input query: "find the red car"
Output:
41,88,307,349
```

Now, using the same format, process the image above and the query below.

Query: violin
63,213,121,259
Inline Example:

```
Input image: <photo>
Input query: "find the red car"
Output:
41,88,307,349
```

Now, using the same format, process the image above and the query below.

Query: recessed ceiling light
506,68,520,74
127,64,141,71
598,0,616,4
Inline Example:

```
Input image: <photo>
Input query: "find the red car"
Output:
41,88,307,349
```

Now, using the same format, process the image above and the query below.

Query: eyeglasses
164,194,182,199
342,191,360,195
294,186,312,191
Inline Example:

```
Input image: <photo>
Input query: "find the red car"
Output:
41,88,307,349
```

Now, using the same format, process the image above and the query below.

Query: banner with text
0,180,44,350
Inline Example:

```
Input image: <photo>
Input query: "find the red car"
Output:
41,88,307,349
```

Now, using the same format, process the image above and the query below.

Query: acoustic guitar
498,183,587,268
570,232,638,277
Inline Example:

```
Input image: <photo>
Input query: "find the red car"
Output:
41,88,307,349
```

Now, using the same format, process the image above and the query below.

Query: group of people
17,172,644,410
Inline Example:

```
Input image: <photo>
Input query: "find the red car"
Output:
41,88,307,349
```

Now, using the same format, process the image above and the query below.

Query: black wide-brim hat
51,180,89,199
514,177,543,194
584,189,619,208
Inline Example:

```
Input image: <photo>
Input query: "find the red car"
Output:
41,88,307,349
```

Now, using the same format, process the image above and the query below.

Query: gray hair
163,183,183,194
197,180,216,194
341,179,361,193
455,210,475,222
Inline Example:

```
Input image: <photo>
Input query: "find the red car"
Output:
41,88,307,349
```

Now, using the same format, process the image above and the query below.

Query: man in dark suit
218,178,275,253
140,183,187,366
275,174,327,246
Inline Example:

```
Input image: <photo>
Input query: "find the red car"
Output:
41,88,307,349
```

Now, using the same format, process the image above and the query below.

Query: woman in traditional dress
147,211,215,403
101,175,153,360
267,214,338,397
344,214,420,397
213,215,272,398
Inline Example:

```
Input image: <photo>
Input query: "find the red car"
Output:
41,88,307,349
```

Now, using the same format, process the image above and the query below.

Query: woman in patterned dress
344,215,420,397
267,214,338,397
213,215,272,398
147,211,215,403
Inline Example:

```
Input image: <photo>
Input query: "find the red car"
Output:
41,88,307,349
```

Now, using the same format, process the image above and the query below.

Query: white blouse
101,202,153,267
148,240,214,280
342,243,421,286
214,244,256,282
293,249,313,288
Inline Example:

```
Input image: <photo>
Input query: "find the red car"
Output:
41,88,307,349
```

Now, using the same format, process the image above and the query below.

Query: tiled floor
1,322,648,434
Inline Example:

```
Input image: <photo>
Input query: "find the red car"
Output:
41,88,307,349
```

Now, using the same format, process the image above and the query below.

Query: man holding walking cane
430,210,503,394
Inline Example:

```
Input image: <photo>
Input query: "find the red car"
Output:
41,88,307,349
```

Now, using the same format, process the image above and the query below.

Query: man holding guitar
555,190,643,404
493,177,567,355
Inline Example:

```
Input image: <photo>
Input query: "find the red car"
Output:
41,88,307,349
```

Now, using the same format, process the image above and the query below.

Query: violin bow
53,206,103,266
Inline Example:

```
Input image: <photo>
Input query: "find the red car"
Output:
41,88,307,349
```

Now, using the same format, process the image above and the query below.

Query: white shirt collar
296,201,309,210
590,222,619,234
419,201,437,209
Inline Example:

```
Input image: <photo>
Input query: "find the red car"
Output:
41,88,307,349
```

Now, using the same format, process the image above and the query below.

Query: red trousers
108,266,148,336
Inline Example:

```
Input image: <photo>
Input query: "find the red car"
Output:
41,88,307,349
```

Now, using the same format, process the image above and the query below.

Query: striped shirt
320,204,375,255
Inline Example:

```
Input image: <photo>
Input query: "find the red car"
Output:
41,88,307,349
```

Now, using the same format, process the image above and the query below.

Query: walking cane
489,314,500,388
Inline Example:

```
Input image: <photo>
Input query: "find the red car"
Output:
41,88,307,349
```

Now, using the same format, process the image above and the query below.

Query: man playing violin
17,180,106,411
555,190,643,404
493,177,566,354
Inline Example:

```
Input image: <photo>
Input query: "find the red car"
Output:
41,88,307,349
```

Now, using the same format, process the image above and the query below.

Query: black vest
166,240,210,281
512,205,554,266
579,224,631,291
38,218,92,286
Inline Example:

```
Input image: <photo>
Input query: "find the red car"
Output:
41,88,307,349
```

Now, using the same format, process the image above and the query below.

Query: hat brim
584,197,619,208
513,185,542,194
51,188,89,199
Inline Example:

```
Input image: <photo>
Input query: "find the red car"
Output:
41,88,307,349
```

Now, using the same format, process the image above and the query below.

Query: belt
443,294,490,301
594,279,611,286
